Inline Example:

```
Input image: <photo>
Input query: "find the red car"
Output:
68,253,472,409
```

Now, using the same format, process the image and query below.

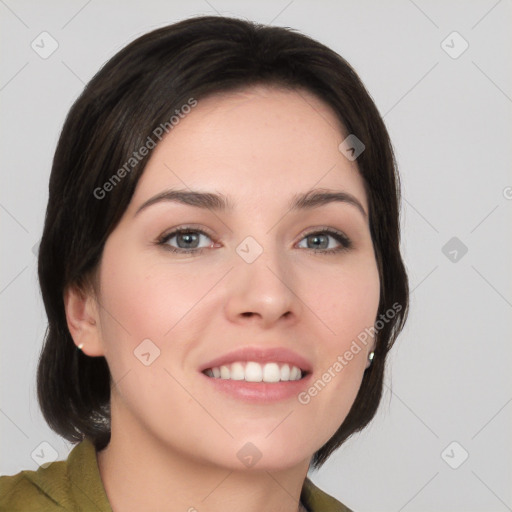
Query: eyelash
156,226,352,256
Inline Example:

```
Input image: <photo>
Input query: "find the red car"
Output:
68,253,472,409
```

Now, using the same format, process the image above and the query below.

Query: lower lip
201,372,313,403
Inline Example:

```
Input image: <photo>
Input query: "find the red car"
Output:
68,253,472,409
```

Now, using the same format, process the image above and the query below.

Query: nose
224,243,302,329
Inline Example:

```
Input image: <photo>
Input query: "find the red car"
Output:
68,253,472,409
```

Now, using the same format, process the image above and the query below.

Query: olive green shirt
0,439,353,511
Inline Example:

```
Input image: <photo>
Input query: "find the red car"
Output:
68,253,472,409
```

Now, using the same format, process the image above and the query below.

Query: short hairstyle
37,15,409,469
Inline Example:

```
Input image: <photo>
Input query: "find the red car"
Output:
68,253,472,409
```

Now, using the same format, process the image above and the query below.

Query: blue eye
297,228,352,254
157,228,214,254
157,227,352,255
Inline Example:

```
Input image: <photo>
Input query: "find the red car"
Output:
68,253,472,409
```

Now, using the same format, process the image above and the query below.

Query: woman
0,15,408,512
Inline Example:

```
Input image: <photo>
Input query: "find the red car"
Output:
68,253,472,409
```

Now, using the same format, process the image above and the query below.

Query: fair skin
65,86,380,512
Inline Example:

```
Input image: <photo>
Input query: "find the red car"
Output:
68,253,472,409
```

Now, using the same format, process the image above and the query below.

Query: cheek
95,253,207,423
98,247,213,345
298,257,379,426
306,256,380,350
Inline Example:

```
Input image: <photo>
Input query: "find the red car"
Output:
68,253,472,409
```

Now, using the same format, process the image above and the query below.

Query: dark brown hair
37,15,409,469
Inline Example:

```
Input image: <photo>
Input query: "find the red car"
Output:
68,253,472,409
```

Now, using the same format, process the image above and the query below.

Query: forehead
128,85,368,214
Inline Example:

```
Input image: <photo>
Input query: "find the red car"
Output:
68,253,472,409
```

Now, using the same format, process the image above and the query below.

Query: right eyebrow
134,189,234,217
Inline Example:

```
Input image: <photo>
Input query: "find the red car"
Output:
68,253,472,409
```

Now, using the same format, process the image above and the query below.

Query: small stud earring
368,351,375,362
78,343,84,350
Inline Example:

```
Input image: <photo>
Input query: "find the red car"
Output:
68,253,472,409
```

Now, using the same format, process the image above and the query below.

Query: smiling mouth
202,361,309,383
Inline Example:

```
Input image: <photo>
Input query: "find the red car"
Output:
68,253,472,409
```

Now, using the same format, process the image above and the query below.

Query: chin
231,436,315,472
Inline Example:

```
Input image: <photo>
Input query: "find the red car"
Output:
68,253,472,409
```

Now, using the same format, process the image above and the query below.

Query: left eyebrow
289,188,367,219
134,187,367,219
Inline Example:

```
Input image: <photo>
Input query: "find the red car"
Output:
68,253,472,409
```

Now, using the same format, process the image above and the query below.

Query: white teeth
280,364,290,381
220,365,230,379
245,361,263,382
289,365,300,381
230,362,245,380
263,362,280,383
205,361,303,382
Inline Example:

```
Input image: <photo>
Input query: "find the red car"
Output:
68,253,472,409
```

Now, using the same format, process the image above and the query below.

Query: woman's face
87,86,380,470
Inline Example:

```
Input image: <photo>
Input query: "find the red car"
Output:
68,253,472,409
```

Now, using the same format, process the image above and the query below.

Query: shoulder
301,477,354,512
0,460,70,511
0,439,111,512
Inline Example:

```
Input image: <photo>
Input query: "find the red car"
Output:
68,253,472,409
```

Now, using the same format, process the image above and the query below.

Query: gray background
1,1,511,511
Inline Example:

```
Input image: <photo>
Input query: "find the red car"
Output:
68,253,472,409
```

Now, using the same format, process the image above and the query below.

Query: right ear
63,283,105,357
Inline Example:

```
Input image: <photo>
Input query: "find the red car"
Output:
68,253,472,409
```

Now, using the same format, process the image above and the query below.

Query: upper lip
199,346,313,373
